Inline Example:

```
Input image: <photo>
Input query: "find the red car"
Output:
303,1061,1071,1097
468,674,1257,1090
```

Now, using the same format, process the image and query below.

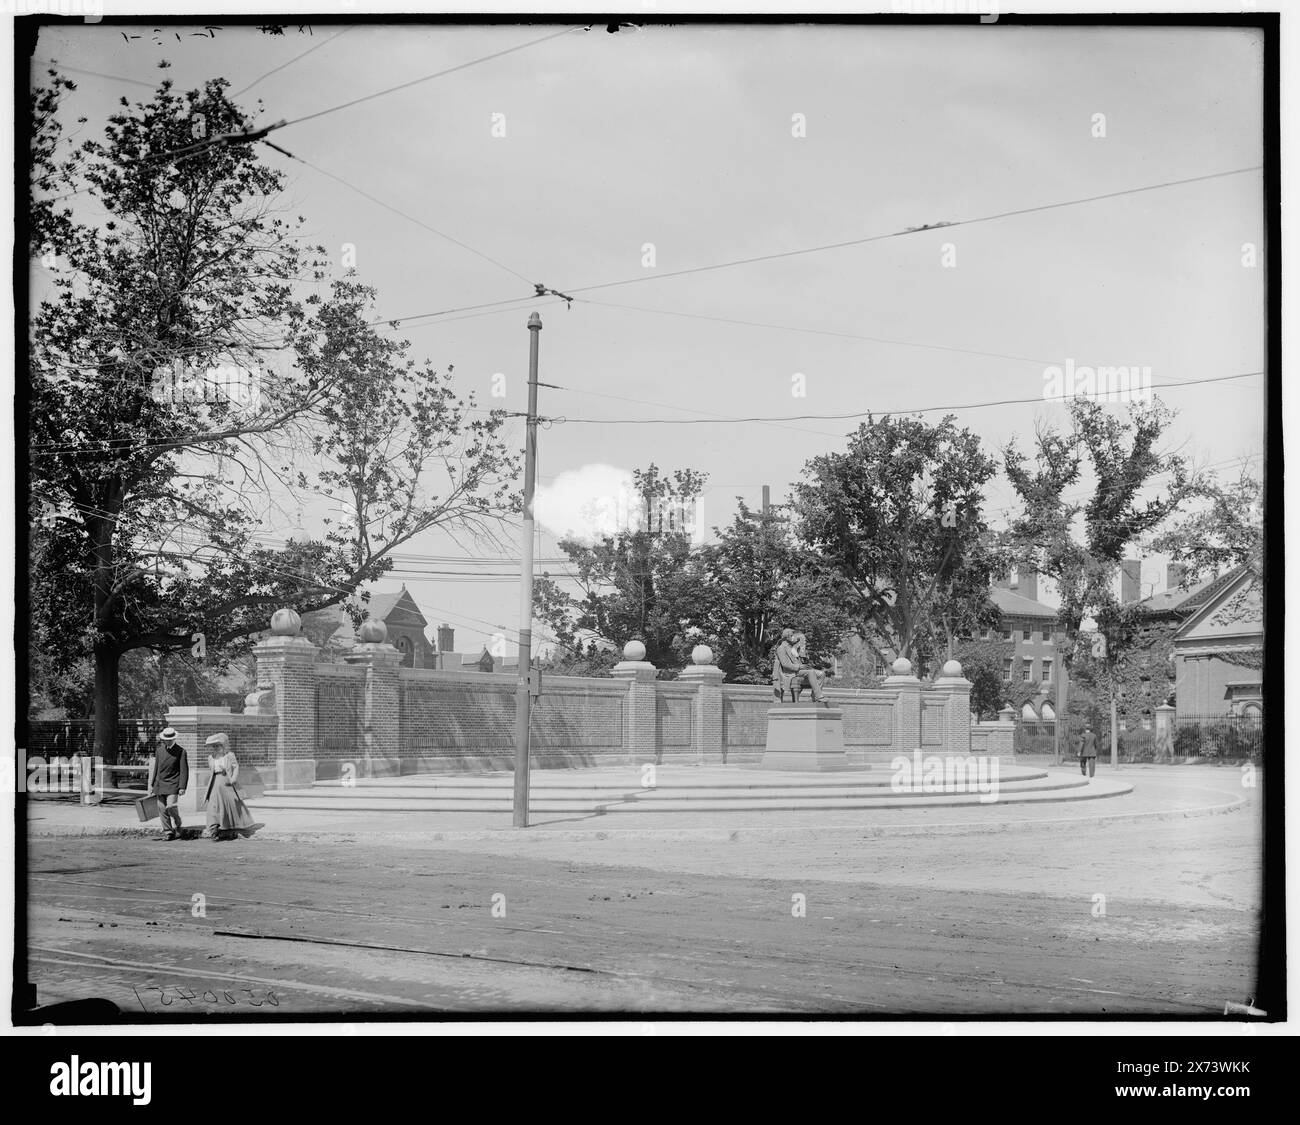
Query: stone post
882,657,922,753
1154,701,1176,763
679,644,725,764
611,639,658,765
252,608,319,789
932,659,974,756
343,618,404,776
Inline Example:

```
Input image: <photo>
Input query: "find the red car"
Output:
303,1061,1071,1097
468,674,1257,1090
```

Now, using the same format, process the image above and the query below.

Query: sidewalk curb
28,791,1246,845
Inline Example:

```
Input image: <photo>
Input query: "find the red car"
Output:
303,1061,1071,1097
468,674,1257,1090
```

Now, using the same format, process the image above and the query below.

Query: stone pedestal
343,640,403,773
611,646,658,764
760,706,851,771
679,659,724,763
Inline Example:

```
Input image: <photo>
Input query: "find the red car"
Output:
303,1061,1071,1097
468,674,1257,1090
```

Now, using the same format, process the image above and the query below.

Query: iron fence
1013,713,1262,763
24,718,169,765
1172,713,1263,762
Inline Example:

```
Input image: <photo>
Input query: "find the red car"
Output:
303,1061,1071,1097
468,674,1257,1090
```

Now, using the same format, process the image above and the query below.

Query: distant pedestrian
147,727,189,840
1080,726,1098,778
202,733,258,841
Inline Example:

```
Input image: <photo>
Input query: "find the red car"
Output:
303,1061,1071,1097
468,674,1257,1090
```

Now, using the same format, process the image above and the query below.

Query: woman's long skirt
205,774,257,835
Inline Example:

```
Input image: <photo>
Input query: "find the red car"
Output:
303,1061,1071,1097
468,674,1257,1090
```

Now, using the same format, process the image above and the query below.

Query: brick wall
398,669,628,770
655,686,697,755
163,707,279,810
921,697,947,746
722,686,773,763
249,628,988,777
315,665,363,758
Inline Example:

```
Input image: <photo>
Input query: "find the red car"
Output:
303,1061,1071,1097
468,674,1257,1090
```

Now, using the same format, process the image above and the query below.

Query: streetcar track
31,897,1210,1013
29,846,1243,1014
29,949,455,1010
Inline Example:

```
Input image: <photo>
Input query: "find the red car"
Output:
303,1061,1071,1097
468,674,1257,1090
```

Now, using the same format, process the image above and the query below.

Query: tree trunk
88,509,121,764
92,642,119,763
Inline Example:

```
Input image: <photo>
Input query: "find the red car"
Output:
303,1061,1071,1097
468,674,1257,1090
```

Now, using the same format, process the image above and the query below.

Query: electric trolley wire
231,26,354,98
32,60,156,89
275,26,577,132
371,165,1263,328
557,166,1264,298
548,370,1264,425
574,295,1062,368
280,150,534,286
36,27,578,199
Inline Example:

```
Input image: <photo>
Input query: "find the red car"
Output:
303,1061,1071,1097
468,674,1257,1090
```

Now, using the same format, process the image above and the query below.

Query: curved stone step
251,774,1132,813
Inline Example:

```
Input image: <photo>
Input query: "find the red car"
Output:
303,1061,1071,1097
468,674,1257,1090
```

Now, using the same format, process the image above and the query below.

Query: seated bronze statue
771,629,826,704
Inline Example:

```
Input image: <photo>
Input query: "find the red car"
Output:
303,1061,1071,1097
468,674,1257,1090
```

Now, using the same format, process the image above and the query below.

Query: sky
30,19,1268,655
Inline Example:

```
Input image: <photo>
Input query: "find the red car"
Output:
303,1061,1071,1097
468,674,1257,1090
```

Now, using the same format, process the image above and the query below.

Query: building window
1003,658,1013,682
1041,659,1052,683
1021,659,1033,682
1002,628,1013,641
1041,630,1052,642
1141,716,1152,731
1022,627,1031,641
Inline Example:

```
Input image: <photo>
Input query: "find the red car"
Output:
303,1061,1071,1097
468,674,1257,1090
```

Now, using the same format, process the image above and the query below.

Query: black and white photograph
6,0,1285,1070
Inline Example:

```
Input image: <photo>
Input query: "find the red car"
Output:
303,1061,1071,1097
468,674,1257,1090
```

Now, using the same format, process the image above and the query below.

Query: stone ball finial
691,644,714,666
623,639,647,662
891,657,913,676
270,608,301,636
941,658,963,677
358,618,387,644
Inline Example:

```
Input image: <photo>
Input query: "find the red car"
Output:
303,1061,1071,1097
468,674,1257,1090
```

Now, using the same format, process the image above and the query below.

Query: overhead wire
557,166,1263,297
277,149,535,286
275,26,578,132
546,369,1264,424
230,25,354,98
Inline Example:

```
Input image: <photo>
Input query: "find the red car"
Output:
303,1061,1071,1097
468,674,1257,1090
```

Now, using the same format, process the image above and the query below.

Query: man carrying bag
146,727,189,840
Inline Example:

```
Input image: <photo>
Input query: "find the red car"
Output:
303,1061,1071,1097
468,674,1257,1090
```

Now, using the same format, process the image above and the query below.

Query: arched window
1021,702,1038,722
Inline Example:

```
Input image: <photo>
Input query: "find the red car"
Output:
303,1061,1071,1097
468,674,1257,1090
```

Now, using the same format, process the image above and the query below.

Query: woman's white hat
204,732,230,746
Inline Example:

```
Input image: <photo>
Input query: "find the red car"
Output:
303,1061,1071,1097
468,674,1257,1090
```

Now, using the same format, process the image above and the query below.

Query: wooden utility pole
513,312,542,828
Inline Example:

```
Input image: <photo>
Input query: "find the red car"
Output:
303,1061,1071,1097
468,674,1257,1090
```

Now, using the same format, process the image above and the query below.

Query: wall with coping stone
236,617,996,779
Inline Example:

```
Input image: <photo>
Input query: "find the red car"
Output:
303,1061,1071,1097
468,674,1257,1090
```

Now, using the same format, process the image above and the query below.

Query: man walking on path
1080,725,1098,778
148,727,189,840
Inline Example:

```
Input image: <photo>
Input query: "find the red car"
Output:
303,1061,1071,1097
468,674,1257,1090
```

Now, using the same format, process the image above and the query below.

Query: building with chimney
301,585,437,668
984,569,1062,721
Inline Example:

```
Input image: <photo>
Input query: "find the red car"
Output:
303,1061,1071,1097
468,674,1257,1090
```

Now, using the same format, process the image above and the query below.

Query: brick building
984,570,1062,721
302,586,436,669
1166,566,1262,720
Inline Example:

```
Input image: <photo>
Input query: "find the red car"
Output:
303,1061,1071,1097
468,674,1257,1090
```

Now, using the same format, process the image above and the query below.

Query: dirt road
23,771,1262,1017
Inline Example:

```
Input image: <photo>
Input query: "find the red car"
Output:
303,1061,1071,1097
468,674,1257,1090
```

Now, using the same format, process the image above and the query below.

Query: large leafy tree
683,500,853,683
28,71,517,756
533,465,706,672
1148,459,1263,584
790,414,1002,671
1002,397,1195,749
